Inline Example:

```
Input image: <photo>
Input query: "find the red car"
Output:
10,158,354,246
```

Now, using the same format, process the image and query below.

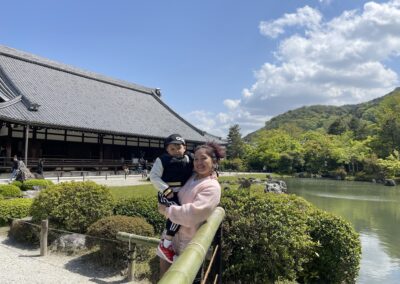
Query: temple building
0,45,223,171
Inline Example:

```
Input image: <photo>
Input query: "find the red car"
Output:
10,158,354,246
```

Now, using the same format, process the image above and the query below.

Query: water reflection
358,232,400,284
285,178,400,284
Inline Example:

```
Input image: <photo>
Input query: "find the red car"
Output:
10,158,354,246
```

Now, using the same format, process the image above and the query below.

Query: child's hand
165,192,174,199
162,188,174,199
158,204,168,217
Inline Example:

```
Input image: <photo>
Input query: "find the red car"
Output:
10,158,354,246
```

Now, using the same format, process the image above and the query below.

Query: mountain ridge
244,87,400,140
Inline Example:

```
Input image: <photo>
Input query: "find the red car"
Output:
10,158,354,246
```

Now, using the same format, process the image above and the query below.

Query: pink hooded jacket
163,174,221,254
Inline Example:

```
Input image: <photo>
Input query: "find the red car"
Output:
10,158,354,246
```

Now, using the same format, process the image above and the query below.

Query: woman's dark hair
194,141,225,163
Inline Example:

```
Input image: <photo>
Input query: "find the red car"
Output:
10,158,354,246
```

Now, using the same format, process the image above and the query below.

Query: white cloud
236,0,400,129
242,88,252,98
259,6,322,38
223,99,241,110
188,1,400,137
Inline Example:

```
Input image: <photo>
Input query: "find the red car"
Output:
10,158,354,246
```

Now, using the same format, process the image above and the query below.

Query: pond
285,178,400,284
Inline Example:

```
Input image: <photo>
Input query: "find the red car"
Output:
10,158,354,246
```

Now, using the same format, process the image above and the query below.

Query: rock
384,179,396,186
264,180,287,194
23,190,40,199
50,233,87,254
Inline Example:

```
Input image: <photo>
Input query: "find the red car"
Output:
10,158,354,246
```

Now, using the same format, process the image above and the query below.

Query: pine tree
226,124,244,159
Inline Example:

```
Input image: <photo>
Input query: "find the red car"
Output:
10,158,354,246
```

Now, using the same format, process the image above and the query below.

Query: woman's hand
158,203,168,218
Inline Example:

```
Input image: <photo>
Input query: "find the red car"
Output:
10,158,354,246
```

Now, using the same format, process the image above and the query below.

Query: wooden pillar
99,134,103,162
24,125,29,166
6,140,11,159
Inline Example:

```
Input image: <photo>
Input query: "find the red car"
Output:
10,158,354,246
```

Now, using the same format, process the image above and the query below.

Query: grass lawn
109,184,158,200
108,173,283,199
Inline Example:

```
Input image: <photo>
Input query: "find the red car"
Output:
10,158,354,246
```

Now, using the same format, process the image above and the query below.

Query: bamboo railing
158,207,225,284
116,207,225,283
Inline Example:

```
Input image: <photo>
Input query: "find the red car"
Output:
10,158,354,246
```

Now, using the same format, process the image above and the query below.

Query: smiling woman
157,141,225,280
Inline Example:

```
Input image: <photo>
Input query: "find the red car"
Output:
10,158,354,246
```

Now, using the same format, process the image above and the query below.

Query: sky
1,0,400,138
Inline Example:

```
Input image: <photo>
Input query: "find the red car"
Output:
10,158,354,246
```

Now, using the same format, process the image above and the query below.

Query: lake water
285,178,400,284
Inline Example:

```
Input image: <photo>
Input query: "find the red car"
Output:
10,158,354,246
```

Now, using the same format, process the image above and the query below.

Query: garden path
0,228,146,284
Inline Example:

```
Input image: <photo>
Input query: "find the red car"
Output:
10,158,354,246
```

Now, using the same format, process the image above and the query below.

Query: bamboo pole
116,232,160,247
158,207,225,284
40,219,48,256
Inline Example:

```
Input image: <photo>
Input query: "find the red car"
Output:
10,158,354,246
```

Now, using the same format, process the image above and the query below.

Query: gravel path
0,230,132,284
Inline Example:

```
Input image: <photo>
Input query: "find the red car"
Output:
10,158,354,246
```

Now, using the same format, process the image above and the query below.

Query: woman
157,141,225,277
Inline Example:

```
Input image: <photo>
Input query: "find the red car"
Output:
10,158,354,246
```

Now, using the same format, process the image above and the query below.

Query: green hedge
11,180,23,189
114,196,165,234
87,215,154,266
30,181,114,233
21,179,54,191
302,210,361,283
220,189,361,283
0,184,22,198
0,199,33,225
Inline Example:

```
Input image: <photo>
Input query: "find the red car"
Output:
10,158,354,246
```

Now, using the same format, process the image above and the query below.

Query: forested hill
245,87,400,140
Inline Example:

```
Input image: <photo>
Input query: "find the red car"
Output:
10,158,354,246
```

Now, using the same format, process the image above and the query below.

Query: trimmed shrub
220,189,361,283
0,194,3,200
0,184,22,198
21,179,54,191
11,180,23,189
87,215,154,270
8,219,40,245
114,196,165,234
30,186,61,221
0,199,33,225
221,190,316,283
302,210,361,284
31,181,114,233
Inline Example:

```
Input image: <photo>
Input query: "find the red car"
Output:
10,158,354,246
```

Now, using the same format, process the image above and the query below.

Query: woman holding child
157,141,225,277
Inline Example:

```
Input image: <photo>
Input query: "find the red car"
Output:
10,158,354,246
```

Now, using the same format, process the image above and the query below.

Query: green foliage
8,219,40,245
247,129,304,172
375,92,400,156
377,151,400,178
328,117,348,135
243,89,400,178
257,105,355,134
303,210,361,283
114,195,165,234
11,180,23,189
87,215,154,269
21,179,54,191
0,199,33,225
220,189,361,283
226,124,245,159
220,158,245,171
30,186,61,221
221,190,316,282
0,184,22,198
31,181,114,233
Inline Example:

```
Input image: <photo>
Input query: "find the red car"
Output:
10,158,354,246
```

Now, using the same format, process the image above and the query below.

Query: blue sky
1,0,399,137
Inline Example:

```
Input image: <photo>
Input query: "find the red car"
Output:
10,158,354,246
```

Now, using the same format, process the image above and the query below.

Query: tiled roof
0,45,224,143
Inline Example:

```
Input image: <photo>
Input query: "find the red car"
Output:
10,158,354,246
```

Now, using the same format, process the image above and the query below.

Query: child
149,133,194,263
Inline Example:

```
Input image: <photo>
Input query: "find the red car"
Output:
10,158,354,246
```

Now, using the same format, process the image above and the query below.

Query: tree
375,95,400,157
226,124,245,159
328,118,348,135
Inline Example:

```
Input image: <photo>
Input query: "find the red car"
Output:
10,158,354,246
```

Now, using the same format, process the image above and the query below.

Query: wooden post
24,125,29,166
40,219,48,256
127,245,137,281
